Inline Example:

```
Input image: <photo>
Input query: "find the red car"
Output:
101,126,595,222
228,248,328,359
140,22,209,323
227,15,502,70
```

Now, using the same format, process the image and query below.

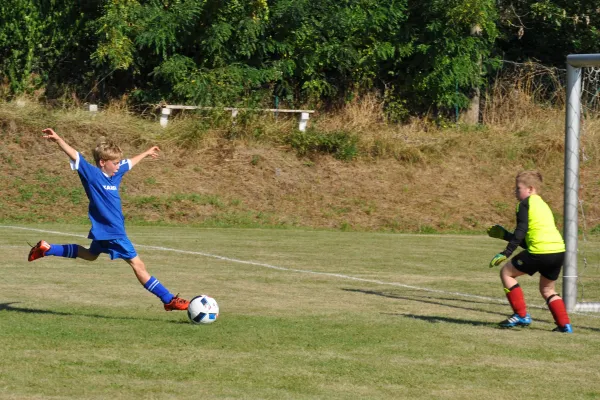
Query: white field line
5,224,598,317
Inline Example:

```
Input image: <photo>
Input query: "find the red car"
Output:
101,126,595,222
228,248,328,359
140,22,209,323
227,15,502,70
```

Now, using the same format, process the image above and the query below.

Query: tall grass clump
287,129,359,161
483,61,565,128
310,93,447,162
0,98,165,151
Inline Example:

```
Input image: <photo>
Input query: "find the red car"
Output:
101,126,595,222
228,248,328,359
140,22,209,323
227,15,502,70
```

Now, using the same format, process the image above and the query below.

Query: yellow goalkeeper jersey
503,194,565,256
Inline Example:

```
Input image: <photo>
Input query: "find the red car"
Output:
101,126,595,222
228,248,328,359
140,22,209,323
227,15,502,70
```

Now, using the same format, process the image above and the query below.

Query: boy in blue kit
28,128,190,312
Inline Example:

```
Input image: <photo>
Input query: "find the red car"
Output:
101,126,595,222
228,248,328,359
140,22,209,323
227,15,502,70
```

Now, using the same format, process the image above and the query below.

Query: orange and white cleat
164,295,190,311
28,240,51,262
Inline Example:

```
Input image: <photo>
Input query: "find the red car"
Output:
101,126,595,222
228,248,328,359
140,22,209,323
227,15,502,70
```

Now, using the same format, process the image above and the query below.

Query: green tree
0,0,499,118
0,0,100,96
497,0,600,66
389,0,498,114
91,0,412,107
0,0,45,93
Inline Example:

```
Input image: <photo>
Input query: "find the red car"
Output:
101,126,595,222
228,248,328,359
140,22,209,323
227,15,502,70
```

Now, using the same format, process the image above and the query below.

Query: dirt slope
1,104,599,233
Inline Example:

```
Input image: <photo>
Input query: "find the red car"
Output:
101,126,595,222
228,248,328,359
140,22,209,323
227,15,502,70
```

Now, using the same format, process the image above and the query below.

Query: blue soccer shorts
89,237,138,260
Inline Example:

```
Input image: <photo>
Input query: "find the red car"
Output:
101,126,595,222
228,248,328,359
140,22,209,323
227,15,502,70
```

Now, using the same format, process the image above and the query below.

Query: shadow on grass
394,313,497,327
0,302,189,324
344,288,600,333
343,288,507,317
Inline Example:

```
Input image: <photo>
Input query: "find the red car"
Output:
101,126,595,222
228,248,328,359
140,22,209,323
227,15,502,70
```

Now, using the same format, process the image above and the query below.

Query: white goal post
564,54,600,312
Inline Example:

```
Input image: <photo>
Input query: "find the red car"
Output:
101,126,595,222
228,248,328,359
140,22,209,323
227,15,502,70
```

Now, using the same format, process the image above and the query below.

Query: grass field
2,224,600,399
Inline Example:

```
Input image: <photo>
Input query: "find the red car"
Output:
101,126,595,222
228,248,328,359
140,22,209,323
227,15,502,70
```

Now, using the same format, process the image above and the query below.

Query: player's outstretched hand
41,128,60,141
145,146,160,159
489,253,507,268
487,225,509,240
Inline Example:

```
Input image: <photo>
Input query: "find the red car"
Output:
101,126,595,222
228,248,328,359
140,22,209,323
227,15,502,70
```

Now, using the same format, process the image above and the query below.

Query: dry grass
483,61,566,126
2,84,600,232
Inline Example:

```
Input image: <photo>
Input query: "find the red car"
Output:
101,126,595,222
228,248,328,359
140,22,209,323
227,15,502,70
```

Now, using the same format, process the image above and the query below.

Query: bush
287,129,358,161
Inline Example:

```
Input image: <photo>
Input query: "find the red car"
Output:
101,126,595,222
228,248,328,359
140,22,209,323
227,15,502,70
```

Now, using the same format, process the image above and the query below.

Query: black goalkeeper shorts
511,251,565,281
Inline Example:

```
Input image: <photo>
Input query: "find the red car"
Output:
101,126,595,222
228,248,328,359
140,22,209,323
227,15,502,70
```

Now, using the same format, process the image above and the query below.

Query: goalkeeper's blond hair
516,170,543,194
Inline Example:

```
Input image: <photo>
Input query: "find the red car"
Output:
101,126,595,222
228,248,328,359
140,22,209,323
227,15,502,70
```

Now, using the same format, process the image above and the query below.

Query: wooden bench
160,105,315,131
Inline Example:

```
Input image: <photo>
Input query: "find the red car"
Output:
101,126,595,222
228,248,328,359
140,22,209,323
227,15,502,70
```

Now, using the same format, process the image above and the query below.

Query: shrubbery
287,129,359,161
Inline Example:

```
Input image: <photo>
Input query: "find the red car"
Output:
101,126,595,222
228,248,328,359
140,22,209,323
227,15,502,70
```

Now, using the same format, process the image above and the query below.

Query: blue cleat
499,313,532,328
552,324,573,333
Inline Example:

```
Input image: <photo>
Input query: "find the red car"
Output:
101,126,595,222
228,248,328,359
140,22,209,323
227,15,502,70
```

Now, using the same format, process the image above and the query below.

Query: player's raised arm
42,128,78,161
129,145,160,168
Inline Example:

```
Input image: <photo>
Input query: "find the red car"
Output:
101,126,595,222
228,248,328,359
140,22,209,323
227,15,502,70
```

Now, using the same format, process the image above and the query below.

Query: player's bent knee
541,288,557,299
129,259,147,273
78,247,99,261
499,265,512,279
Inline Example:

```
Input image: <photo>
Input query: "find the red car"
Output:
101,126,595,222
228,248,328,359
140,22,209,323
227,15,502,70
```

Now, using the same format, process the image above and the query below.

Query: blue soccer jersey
70,153,132,240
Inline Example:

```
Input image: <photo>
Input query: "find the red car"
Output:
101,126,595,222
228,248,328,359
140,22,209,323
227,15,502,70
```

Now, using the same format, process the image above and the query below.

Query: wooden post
160,108,171,127
299,112,310,132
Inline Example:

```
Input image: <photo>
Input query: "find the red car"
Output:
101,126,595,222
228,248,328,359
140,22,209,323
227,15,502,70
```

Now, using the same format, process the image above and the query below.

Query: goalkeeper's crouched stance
487,170,572,333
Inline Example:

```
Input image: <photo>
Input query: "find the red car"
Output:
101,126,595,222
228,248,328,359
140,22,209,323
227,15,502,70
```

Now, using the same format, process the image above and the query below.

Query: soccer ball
187,295,219,325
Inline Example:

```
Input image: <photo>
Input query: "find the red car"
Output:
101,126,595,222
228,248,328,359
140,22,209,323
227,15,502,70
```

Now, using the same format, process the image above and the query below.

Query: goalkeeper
487,170,572,333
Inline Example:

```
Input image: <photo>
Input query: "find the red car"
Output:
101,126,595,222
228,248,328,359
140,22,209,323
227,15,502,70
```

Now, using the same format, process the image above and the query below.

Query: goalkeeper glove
487,225,509,240
489,253,507,268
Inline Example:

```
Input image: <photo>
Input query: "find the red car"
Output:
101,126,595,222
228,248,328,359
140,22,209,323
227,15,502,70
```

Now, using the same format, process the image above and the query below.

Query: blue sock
143,276,174,304
46,244,79,258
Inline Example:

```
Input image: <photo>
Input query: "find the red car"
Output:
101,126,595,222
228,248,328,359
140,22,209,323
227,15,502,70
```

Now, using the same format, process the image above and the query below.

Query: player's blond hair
516,170,543,193
92,137,122,164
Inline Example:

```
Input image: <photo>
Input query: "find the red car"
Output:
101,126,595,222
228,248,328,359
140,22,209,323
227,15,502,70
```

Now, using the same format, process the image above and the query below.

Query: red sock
548,297,570,327
505,284,527,317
